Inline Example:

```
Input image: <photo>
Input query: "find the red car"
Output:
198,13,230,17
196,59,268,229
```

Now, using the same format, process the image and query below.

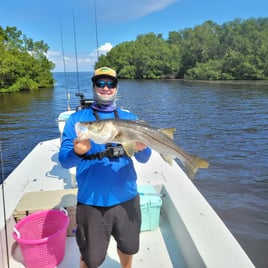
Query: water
1,72,268,267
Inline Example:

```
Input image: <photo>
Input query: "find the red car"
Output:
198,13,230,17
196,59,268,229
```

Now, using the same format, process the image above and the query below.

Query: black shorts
76,195,141,268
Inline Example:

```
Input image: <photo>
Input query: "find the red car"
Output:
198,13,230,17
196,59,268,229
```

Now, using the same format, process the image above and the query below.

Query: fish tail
190,155,209,169
184,155,209,179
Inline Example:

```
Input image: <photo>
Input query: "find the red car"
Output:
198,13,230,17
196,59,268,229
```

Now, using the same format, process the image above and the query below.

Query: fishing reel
75,93,94,111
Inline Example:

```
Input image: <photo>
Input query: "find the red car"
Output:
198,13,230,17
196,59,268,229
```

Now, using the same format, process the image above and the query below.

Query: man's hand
73,138,91,156
135,142,147,152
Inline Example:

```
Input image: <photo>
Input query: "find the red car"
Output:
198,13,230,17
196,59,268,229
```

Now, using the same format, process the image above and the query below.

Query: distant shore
175,79,268,86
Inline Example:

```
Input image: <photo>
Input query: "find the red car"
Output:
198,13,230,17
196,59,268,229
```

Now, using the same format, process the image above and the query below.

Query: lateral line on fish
114,119,197,166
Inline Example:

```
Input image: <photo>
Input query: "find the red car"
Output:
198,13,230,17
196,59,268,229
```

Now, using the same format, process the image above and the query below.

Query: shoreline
176,79,268,86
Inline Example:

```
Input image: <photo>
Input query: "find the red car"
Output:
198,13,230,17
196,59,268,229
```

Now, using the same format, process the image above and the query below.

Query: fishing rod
58,10,71,111
93,0,100,60
71,5,96,110
0,140,10,268
61,1,100,110
72,8,80,94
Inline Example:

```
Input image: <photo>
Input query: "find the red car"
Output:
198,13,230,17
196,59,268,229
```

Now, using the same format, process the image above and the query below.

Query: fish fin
160,128,176,140
160,154,174,166
122,143,137,157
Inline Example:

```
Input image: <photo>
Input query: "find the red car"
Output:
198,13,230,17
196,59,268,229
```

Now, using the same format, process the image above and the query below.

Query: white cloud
97,43,113,55
96,0,178,21
47,42,113,72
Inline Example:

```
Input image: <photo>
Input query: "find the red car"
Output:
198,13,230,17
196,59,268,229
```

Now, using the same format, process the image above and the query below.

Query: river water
0,72,267,267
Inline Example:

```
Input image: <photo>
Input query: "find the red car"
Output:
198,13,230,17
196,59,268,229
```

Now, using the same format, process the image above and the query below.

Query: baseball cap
91,67,118,83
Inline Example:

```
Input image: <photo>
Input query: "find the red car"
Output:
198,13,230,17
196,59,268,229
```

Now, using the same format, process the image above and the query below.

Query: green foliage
96,33,180,79
95,18,268,80
5,76,39,92
185,60,224,80
0,26,54,93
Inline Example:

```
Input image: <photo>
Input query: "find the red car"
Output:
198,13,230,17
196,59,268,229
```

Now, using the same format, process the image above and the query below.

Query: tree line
95,18,268,80
0,26,54,93
1,18,267,93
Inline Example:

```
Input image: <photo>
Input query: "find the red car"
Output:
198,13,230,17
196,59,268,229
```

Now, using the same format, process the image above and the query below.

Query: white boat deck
63,212,183,268
2,138,184,267
1,138,254,268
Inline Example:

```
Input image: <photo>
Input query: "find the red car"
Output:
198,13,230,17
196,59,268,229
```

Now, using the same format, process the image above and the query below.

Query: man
59,67,151,268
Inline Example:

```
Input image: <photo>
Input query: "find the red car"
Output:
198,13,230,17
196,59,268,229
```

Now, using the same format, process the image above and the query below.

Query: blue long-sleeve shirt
59,107,151,206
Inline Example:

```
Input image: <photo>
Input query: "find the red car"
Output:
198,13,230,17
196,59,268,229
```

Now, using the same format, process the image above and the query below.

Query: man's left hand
135,142,147,152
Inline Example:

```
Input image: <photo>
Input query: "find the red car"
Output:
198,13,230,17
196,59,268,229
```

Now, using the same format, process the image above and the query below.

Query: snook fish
75,119,209,178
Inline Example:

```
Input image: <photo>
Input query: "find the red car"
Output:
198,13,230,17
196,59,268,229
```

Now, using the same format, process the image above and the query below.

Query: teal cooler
138,185,162,232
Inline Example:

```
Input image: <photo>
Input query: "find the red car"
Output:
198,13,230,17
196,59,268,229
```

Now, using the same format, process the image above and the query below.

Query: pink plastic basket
13,209,69,268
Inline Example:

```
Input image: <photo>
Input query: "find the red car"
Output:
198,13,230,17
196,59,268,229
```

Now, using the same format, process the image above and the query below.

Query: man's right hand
73,138,91,156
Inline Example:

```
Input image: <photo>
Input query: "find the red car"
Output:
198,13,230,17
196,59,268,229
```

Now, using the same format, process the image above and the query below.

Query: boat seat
57,110,75,141
13,189,78,236
57,110,77,188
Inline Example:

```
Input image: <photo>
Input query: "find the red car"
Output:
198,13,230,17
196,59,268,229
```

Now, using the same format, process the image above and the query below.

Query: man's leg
76,204,110,268
80,256,88,268
117,249,133,268
114,196,141,268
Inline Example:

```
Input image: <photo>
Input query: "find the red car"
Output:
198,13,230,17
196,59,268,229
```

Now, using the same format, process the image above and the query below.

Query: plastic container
138,185,162,232
13,209,69,268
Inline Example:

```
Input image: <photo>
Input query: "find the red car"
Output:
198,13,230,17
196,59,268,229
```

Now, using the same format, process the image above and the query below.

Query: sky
1,0,267,72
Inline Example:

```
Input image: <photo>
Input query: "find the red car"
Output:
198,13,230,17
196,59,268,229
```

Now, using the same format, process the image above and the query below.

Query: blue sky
1,0,267,72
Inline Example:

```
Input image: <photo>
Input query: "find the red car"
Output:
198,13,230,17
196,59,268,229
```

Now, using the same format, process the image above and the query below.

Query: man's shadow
47,152,76,188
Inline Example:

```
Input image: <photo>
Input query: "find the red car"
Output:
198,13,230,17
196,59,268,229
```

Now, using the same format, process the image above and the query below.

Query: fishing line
0,140,10,268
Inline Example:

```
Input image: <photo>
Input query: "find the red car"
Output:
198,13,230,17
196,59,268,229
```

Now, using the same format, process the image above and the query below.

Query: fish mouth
75,123,90,140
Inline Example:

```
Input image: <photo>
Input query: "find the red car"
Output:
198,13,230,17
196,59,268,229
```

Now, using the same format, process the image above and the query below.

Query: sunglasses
95,81,117,89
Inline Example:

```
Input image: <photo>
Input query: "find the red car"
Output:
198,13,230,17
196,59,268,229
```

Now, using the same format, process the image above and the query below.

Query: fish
75,119,209,178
